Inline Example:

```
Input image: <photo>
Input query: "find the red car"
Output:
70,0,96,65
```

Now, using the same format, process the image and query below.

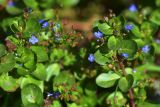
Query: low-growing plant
1,0,160,107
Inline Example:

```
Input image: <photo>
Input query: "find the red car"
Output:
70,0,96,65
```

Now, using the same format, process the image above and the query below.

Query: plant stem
119,60,135,107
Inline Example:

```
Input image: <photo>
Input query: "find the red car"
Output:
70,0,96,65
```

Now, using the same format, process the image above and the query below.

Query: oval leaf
118,77,128,92
96,73,120,88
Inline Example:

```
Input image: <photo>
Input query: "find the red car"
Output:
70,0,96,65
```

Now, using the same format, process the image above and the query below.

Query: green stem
118,57,135,107
113,84,119,107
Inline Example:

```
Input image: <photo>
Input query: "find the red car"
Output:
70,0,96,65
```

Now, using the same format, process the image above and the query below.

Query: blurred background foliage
0,0,160,107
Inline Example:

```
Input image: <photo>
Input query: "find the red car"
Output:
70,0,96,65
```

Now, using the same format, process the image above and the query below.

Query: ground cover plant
1,0,160,107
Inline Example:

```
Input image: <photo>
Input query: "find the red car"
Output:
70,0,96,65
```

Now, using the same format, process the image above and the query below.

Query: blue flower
53,91,61,99
129,4,137,12
88,54,95,62
38,19,45,24
125,24,134,31
29,35,38,44
42,21,49,28
122,53,129,58
8,1,14,7
94,31,103,39
47,93,53,97
142,45,150,53
47,91,61,99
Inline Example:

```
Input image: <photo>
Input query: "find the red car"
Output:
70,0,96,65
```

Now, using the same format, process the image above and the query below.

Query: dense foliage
1,0,160,107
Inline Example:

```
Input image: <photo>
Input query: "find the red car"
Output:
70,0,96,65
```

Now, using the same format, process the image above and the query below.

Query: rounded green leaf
118,77,128,92
108,36,117,50
96,73,120,88
150,10,160,25
53,72,75,89
57,0,79,7
94,50,110,65
46,63,60,81
98,23,113,35
21,84,43,106
0,53,16,74
0,73,20,92
31,46,49,62
23,0,38,9
20,76,44,92
118,40,137,58
32,63,47,80
6,5,22,15
24,18,41,35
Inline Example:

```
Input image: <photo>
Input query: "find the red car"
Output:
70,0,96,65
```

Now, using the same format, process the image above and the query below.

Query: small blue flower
42,21,49,28
29,35,38,44
47,93,53,97
129,4,137,12
142,45,150,53
125,24,134,31
122,53,129,58
38,19,45,24
47,91,61,99
88,54,95,62
8,1,14,7
53,91,61,99
94,31,103,39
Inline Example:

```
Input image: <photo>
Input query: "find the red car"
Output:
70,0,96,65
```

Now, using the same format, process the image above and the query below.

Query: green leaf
32,63,47,80
126,74,134,89
108,36,117,50
98,23,113,35
17,47,35,70
118,40,137,58
107,91,127,106
21,84,43,106
50,101,62,107
0,53,16,74
0,44,6,57
24,18,41,35
131,23,142,38
23,0,38,9
150,10,160,25
136,63,160,72
57,0,79,7
94,50,110,65
6,5,22,15
96,73,120,88
141,22,158,37
53,72,75,89
31,46,48,62
118,77,128,92
156,0,160,7
46,63,60,81
20,76,44,92
0,73,20,92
